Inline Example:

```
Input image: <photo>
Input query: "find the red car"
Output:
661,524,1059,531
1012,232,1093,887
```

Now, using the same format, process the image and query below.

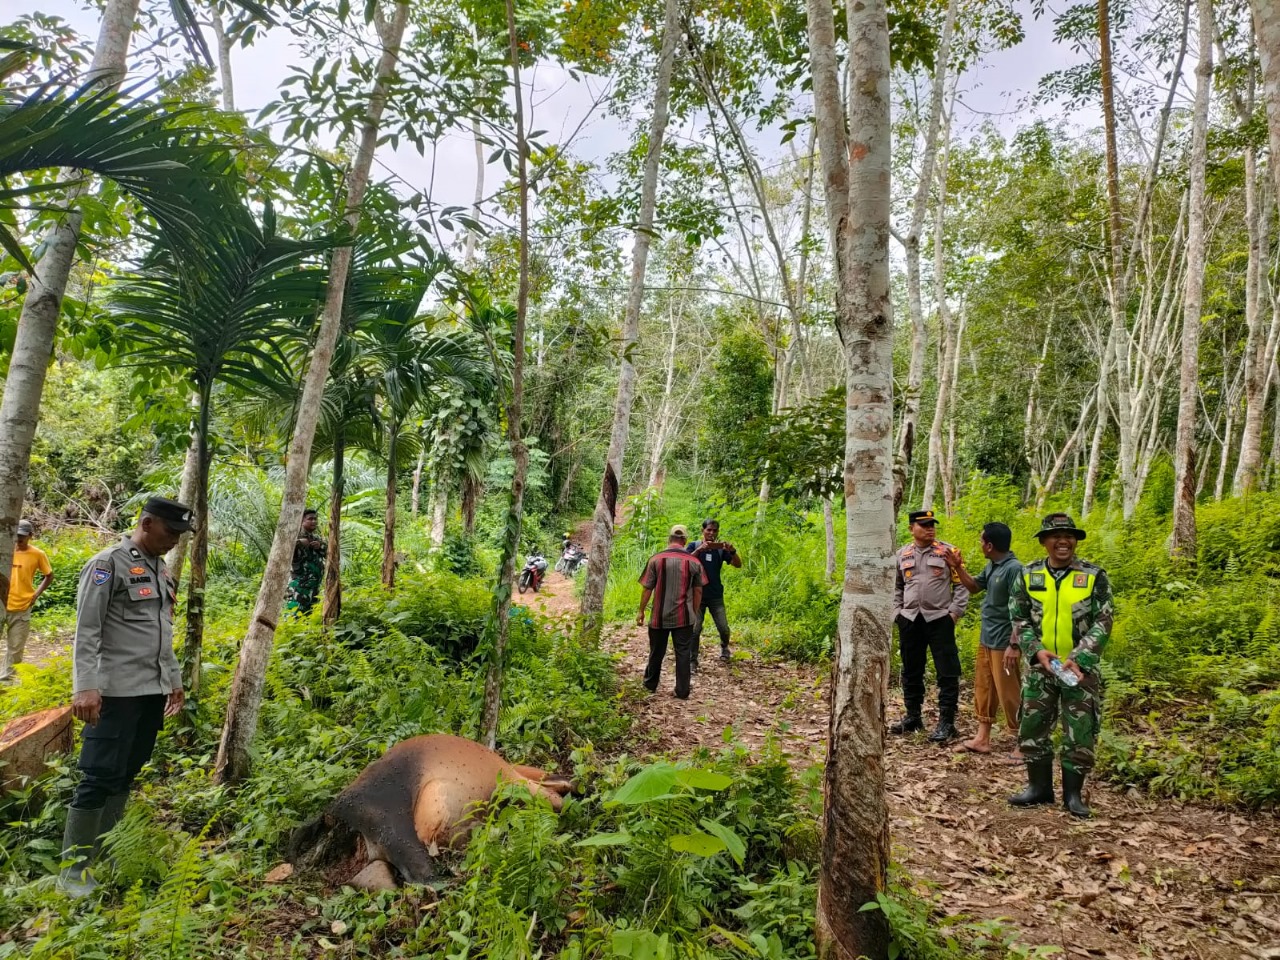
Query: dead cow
288,734,573,885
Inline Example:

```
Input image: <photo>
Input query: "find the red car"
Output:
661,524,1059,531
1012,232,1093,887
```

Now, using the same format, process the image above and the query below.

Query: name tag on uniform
1029,572,1046,590
1073,573,1088,588
705,553,713,562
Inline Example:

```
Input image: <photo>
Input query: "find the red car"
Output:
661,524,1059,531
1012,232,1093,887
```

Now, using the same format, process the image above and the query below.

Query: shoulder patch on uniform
128,547,142,559
1073,573,1089,588
899,545,914,556
1029,572,1046,589
92,567,112,586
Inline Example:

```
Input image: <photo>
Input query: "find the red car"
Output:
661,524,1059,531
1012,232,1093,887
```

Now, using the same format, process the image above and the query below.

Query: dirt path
527,574,1280,960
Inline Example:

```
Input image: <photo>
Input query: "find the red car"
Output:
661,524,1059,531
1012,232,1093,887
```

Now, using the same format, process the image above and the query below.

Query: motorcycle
556,542,586,576
517,553,548,594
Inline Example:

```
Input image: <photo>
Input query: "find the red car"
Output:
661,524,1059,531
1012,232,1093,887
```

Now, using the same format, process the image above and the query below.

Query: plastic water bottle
1048,657,1080,687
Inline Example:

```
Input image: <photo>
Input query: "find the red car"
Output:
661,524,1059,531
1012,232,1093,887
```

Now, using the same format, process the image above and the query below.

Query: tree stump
0,706,73,793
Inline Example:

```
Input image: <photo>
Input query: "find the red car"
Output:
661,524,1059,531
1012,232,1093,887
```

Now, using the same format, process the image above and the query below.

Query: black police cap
907,509,938,526
142,496,196,532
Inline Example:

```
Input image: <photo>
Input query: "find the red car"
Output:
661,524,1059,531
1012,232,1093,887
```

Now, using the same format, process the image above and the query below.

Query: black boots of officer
889,712,923,734
57,793,129,897
58,806,103,897
1061,768,1091,818
926,709,958,743
1008,757,1055,807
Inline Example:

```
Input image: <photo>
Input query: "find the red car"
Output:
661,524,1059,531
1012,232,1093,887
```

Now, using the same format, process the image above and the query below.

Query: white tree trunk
1171,0,1211,560
807,0,893,952
1215,410,1235,501
165,433,202,590
429,479,448,548
0,0,140,606
215,2,411,783
921,118,954,511
478,0,534,749
209,2,236,111
822,495,836,581
578,0,682,633
646,301,682,488
893,0,957,509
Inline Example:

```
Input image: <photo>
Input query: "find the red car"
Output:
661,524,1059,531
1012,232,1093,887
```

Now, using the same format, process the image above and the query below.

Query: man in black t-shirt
686,519,742,669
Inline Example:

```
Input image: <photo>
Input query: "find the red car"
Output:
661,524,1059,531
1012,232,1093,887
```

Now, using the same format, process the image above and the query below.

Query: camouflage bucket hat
1035,513,1086,541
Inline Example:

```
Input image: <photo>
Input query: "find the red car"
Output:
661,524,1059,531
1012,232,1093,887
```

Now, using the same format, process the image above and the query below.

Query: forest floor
525,570,1280,960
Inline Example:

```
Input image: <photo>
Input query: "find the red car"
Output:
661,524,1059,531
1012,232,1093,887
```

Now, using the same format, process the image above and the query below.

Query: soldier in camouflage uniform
285,509,325,615
1007,513,1113,818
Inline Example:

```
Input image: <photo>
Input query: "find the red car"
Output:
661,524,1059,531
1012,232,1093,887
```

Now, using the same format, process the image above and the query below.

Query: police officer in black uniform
58,496,193,896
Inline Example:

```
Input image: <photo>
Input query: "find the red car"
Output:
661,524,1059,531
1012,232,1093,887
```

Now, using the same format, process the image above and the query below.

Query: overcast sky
34,0,1100,215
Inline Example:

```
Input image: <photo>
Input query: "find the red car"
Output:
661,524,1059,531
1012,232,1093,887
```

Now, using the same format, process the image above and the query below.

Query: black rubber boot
889,713,923,735
58,806,104,897
1008,758,1055,807
926,716,959,744
719,644,730,662
1062,767,1091,819
95,793,129,868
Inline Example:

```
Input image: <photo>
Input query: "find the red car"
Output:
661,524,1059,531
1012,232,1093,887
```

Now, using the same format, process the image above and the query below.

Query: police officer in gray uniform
58,496,193,896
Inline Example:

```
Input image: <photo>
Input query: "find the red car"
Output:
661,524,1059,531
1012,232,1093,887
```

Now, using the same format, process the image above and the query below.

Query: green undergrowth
600,476,1280,809
0,569,1050,959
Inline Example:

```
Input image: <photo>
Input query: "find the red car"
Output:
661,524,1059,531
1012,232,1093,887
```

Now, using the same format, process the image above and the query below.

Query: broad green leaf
667,831,727,857
674,768,732,792
607,763,679,805
573,831,632,848
611,929,670,960
698,818,745,865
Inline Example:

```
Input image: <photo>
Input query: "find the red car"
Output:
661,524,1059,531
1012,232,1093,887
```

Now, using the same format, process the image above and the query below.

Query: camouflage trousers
1018,668,1101,775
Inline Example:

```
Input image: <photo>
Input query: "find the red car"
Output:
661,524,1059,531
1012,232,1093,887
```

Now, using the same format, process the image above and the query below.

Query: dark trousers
897,615,960,718
691,598,730,664
72,694,165,809
644,626,694,699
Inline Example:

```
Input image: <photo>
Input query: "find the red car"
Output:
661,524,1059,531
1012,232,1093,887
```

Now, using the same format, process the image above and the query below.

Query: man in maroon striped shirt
636,525,707,699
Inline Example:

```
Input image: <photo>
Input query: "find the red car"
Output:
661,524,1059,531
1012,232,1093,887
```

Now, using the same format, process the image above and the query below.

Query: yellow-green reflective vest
1023,567,1098,658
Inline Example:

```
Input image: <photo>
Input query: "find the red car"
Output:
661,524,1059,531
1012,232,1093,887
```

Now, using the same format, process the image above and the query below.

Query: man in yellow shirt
1,519,54,682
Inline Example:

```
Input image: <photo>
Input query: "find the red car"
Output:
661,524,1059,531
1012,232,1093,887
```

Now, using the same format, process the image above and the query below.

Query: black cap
907,509,938,526
142,496,196,533
1035,513,1086,541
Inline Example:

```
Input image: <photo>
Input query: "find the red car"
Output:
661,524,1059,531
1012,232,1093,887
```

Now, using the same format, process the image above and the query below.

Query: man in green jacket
1007,513,1113,818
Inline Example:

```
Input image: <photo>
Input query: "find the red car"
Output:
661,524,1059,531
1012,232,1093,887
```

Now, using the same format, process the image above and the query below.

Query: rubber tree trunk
429,479,448,548
0,0,140,606
165,432,201,589
209,2,236,111
892,0,957,509
1231,146,1272,497
215,1,410,784
410,447,425,515
1171,0,1212,561
382,424,398,589
578,0,686,640
1098,0,1138,521
1243,0,1280,492
806,0,894,952
578,0,682,636
182,388,213,697
323,426,344,625
477,0,532,750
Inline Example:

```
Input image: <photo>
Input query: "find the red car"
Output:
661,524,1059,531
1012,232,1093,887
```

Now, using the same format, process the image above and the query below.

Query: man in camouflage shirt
1007,513,1114,818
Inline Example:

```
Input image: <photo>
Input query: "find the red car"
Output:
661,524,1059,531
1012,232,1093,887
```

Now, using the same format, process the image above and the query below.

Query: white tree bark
920,108,954,511
1172,0,1210,560
646,300,682,489
578,0,682,633
806,0,893,952
429,479,448,548
209,2,236,111
893,0,957,509
215,1,410,783
478,0,533,750
165,434,202,589
0,0,140,606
